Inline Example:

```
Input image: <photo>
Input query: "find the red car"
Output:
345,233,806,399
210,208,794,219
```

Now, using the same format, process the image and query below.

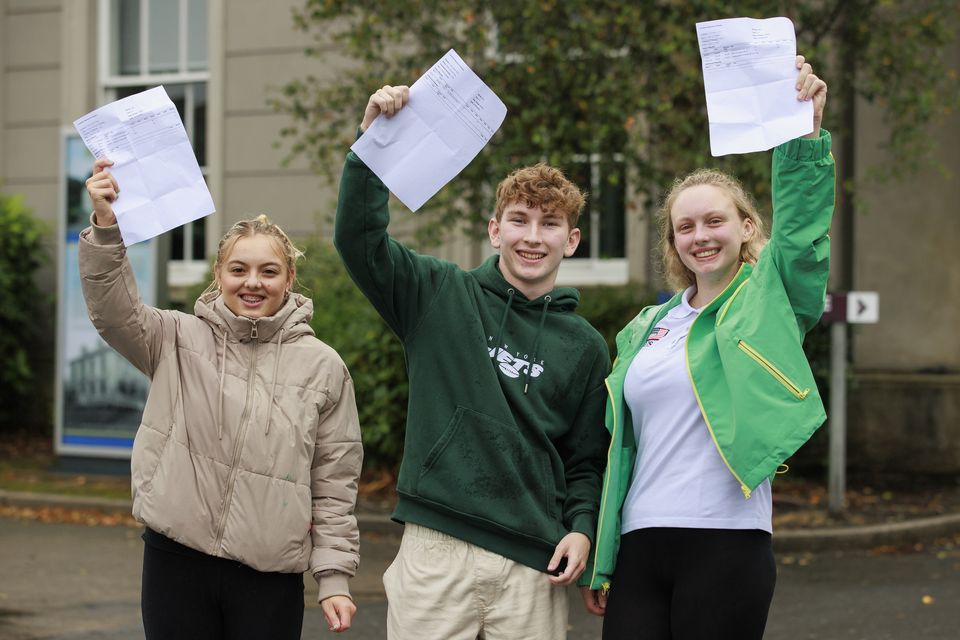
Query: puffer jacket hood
194,290,315,343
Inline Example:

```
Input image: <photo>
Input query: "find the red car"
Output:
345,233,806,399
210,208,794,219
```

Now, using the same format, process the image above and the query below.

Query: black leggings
602,528,776,640
141,529,304,640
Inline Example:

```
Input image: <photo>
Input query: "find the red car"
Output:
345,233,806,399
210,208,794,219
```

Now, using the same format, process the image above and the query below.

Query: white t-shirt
620,288,772,534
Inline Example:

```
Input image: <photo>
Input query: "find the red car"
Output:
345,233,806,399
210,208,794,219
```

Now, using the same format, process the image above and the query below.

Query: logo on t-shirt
645,326,670,347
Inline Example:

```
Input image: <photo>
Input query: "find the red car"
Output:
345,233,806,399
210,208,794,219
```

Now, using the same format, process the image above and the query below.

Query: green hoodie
335,151,611,572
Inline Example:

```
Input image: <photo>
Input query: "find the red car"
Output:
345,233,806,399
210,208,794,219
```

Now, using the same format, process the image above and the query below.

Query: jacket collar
614,262,753,360
194,291,315,343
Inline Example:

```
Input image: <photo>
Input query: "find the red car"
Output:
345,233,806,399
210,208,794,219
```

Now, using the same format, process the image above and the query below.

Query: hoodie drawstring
524,295,551,394
217,330,227,440
491,288,516,363
265,328,284,437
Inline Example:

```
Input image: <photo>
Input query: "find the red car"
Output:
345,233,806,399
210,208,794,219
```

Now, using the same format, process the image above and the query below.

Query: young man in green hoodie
334,84,611,639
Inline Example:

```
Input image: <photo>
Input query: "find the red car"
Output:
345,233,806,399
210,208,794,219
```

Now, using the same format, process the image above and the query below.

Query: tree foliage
273,0,959,239
0,191,48,428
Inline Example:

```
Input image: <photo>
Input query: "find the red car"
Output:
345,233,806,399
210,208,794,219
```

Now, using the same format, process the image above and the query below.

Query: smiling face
215,234,294,319
488,200,580,300
670,184,754,293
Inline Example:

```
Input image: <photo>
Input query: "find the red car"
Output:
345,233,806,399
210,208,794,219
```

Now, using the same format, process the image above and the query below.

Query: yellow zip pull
601,582,611,597
776,463,790,475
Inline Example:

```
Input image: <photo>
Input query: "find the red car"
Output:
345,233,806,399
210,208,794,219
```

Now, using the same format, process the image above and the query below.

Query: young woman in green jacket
580,56,834,640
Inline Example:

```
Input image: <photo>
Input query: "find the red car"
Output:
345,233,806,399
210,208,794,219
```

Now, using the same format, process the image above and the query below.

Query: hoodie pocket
414,406,562,546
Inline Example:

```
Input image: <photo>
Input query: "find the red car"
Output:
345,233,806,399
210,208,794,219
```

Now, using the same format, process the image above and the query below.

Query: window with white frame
569,153,626,261
99,0,209,287
553,153,628,286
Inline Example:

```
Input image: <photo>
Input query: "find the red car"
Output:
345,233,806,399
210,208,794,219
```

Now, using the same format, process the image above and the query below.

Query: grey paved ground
1,517,958,639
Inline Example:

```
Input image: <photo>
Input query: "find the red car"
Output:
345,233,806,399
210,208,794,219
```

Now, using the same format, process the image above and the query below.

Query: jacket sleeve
333,151,451,339
309,365,363,603
556,339,612,543
77,218,169,377
766,129,836,335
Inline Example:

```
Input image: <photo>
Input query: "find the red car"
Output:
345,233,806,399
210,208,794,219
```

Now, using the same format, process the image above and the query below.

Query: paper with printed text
696,17,813,156
73,86,215,246
351,49,507,211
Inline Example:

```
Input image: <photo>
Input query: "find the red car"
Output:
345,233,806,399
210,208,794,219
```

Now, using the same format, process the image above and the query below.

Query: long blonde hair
202,214,304,297
657,168,768,291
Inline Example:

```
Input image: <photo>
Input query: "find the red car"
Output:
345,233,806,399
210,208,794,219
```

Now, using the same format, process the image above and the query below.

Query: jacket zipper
588,376,619,595
737,339,810,400
214,320,260,551
685,268,752,499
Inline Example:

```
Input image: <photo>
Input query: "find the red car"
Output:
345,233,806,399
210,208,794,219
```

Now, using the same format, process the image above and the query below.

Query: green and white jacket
583,130,836,593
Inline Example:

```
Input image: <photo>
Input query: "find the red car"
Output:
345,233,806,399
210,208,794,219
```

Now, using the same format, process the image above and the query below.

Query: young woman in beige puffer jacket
80,158,363,638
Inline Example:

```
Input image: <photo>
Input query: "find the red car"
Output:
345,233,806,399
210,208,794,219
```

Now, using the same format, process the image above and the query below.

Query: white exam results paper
73,86,215,246
351,49,507,212
696,17,812,156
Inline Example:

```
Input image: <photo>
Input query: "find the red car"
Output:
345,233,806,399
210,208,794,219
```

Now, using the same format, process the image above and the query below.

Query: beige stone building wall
2,0,63,228
845,37,960,474
851,38,960,372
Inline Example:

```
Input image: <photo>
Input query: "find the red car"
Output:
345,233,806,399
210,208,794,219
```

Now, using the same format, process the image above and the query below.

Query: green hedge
0,192,47,428
576,284,656,355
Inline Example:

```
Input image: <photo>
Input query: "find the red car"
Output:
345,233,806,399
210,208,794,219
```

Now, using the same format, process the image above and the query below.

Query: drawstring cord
217,330,227,440
491,288,516,362
524,295,551,394
265,328,284,437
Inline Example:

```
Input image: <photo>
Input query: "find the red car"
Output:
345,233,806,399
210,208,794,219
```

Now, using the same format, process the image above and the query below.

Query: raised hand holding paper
72,86,215,246
696,16,812,156
351,49,507,212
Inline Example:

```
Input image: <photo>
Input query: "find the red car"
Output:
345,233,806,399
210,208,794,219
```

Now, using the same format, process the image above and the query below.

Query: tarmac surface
1,490,959,639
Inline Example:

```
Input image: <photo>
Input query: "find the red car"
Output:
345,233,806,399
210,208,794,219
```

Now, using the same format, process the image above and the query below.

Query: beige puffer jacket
78,221,363,603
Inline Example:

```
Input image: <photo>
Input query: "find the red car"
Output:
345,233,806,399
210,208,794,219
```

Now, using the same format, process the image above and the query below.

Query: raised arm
79,158,169,377
333,85,451,338
767,56,835,335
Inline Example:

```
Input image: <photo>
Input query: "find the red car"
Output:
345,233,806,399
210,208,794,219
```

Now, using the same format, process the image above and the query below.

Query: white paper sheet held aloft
351,49,507,212
73,86,215,246
696,17,813,156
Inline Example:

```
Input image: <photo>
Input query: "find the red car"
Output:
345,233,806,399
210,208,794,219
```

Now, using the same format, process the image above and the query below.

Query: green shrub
577,284,656,356
0,192,48,427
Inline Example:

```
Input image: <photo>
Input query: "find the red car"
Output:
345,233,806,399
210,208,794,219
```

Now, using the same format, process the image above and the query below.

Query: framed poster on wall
55,131,156,458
